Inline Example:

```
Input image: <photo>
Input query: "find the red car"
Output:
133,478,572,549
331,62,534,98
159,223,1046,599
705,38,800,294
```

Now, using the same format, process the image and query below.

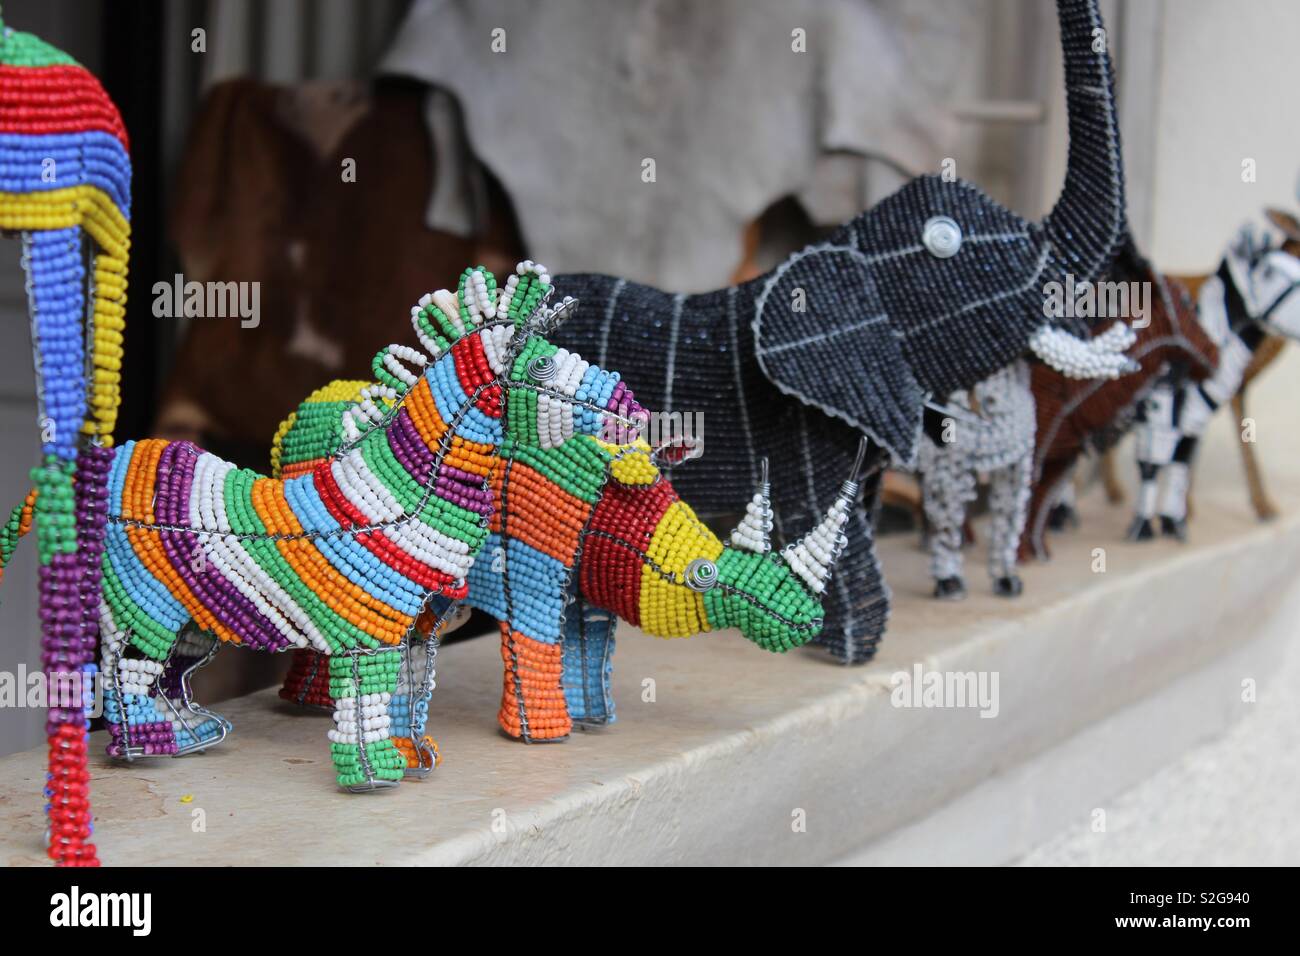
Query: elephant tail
0,488,38,590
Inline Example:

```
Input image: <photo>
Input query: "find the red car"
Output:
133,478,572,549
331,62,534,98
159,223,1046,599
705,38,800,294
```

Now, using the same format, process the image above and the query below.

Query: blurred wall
1146,0,1300,272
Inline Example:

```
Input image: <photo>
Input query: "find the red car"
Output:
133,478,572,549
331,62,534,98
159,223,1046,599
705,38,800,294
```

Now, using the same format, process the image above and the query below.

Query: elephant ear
753,245,925,468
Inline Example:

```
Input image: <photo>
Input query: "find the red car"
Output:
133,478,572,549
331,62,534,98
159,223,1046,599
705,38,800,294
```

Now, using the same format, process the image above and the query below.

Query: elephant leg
987,455,1031,596
561,598,617,726
498,623,571,742
327,648,405,791
920,452,977,599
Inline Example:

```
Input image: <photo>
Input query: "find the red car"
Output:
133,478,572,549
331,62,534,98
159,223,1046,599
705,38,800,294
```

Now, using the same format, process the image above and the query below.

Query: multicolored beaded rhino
2,262,854,788
269,375,861,739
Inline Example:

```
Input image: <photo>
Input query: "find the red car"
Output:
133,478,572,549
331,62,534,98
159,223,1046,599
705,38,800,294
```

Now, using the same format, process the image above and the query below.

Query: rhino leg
561,598,617,726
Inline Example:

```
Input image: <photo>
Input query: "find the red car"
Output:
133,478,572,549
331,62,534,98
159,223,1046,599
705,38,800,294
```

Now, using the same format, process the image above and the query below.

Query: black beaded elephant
555,0,1128,663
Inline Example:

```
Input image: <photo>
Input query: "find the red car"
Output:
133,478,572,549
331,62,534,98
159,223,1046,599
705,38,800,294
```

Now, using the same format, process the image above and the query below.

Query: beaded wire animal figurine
1023,239,1218,560
0,15,131,867
553,0,1129,664
271,373,862,738
1128,218,1300,540
915,320,1136,599
917,362,1037,600
3,262,852,793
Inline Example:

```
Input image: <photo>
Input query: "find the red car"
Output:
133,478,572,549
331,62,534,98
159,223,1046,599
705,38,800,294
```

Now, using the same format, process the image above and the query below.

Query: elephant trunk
1040,0,1127,287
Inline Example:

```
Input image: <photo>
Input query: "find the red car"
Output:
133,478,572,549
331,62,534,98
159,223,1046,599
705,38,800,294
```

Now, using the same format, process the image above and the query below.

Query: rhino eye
528,355,558,384
684,558,718,592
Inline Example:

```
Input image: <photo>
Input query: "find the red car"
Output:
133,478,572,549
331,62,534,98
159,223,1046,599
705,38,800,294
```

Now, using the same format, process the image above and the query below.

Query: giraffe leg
327,648,405,791
561,598,617,726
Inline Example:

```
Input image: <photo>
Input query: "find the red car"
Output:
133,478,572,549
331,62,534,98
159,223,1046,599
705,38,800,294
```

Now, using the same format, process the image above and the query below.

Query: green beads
30,456,76,562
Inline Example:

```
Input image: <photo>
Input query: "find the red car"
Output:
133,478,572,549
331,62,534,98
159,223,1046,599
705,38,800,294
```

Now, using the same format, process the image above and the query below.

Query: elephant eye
922,216,963,258
528,355,558,384
683,558,719,592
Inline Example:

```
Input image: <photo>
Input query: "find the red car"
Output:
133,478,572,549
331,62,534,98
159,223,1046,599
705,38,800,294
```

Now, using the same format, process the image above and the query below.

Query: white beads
329,693,393,745
781,496,851,594
1028,322,1135,380
729,483,774,553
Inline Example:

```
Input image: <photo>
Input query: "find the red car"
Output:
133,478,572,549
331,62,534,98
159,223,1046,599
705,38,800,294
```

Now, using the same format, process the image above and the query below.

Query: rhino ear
752,245,925,468
649,434,702,469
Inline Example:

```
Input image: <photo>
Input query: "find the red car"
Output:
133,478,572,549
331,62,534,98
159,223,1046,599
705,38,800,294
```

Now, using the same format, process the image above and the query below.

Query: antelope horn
781,440,868,594
729,458,774,553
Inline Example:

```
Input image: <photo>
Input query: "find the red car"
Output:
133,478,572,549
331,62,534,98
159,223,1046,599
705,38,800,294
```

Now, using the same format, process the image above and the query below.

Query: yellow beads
596,438,659,486
639,501,722,637
1,185,131,443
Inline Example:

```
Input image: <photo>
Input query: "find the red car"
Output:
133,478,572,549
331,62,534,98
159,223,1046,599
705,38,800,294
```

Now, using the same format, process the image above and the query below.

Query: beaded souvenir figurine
915,320,1137,598
4,263,853,784
0,15,131,867
917,362,1038,600
1023,240,1218,560
552,0,1129,664
272,376,862,737
1127,219,1300,540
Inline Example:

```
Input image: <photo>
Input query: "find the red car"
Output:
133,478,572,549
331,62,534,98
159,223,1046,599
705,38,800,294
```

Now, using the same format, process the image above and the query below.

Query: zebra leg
987,455,1032,597
561,597,616,726
327,648,405,791
1157,435,1198,540
150,625,230,753
921,452,977,600
1127,383,1177,541
99,601,196,759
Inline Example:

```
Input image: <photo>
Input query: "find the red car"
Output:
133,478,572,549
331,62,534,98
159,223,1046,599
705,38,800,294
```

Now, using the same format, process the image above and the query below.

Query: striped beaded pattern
94,263,643,777
275,377,829,742
2,16,132,867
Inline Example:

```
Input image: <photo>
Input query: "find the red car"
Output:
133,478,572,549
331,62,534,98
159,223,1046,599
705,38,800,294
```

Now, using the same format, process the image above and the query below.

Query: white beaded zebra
1129,216,1300,539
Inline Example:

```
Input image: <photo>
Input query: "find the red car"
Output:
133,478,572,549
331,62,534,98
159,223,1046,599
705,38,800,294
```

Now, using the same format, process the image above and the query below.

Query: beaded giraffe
268,375,859,738
0,17,131,867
